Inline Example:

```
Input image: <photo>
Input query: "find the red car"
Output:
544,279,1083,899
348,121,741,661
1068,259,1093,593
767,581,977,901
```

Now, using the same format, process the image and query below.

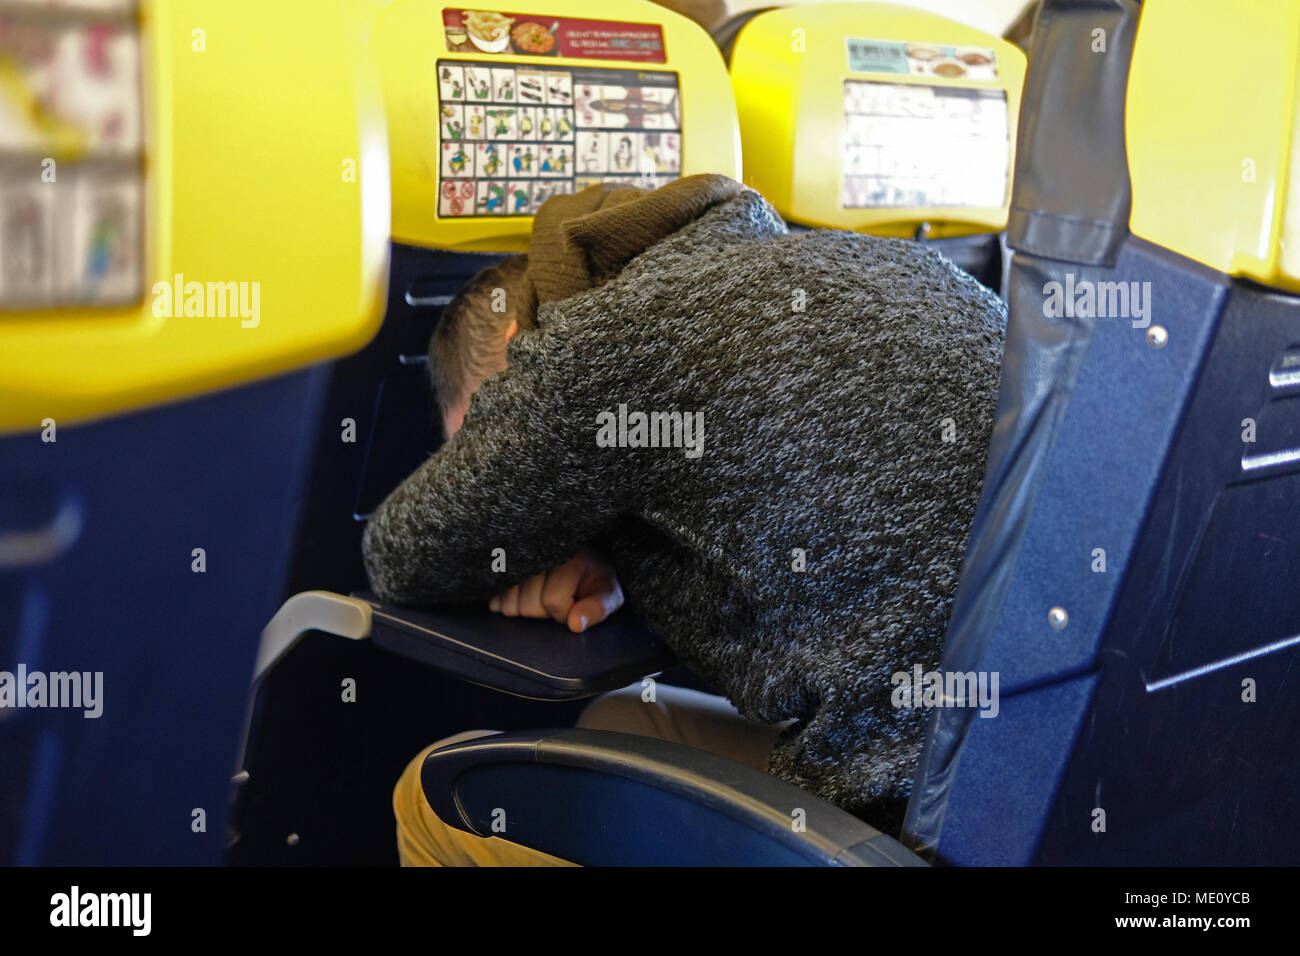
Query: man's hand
488,547,624,633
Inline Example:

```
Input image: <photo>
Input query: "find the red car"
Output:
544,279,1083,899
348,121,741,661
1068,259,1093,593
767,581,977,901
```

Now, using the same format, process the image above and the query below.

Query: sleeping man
362,174,1007,866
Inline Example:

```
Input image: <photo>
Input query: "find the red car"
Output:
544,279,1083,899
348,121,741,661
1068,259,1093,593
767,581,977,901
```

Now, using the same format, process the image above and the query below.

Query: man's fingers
577,558,616,598
567,578,624,633
492,550,623,632
517,572,549,618
540,555,585,625
498,584,520,617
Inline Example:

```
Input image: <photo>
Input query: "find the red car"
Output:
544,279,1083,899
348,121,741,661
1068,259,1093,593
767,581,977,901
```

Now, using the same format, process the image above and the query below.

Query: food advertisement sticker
445,9,666,64
845,37,999,81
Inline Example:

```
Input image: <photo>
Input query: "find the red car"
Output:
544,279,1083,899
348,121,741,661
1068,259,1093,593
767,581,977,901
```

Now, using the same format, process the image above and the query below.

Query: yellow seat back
0,0,390,434
373,0,740,252
728,2,1026,238
1127,0,1300,293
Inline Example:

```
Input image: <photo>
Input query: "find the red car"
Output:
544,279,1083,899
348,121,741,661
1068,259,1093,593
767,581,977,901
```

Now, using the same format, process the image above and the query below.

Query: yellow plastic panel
374,0,740,251
1127,0,1300,293
729,2,1025,237
0,0,391,435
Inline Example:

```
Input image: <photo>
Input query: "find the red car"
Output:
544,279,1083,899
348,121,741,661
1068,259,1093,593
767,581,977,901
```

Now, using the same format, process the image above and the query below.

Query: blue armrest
354,591,676,700
420,728,928,866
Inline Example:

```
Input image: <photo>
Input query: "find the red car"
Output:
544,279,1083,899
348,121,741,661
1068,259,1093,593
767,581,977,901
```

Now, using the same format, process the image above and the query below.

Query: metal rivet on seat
1146,325,1169,349
1049,606,1069,631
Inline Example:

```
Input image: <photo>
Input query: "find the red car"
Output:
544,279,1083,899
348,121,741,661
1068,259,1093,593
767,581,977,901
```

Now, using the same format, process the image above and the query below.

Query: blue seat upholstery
907,0,1300,865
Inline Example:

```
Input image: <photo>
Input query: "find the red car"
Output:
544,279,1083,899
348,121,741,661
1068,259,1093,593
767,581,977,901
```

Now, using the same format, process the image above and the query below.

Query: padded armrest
354,591,675,700
420,728,928,866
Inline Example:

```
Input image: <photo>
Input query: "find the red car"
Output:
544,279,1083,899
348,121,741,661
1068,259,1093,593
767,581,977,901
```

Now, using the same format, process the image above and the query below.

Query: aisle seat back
906,0,1300,865
0,0,389,864
378,0,739,252
723,1,1025,289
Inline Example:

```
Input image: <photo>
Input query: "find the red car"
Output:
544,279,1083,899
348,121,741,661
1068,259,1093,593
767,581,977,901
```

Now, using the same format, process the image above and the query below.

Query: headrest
0,0,389,434
727,2,1026,238
1126,0,1300,294
374,0,742,253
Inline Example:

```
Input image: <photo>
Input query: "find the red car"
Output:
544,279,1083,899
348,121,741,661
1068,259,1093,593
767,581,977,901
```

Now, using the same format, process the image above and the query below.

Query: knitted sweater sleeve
361,316,629,606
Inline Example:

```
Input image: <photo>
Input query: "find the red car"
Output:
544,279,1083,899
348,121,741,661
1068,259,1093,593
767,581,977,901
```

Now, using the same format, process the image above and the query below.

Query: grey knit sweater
362,189,1006,827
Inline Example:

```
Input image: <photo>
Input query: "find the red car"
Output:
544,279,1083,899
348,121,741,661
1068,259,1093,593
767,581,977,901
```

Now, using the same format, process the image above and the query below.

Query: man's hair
429,254,531,433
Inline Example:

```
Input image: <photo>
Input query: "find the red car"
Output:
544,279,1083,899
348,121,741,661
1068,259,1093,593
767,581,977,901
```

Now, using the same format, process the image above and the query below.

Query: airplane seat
719,2,1026,294
236,0,740,864
419,728,924,866
404,0,1300,866
0,0,388,865
907,0,1300,865
247,0,1036,867
399,2,1028,866
228,244,617,864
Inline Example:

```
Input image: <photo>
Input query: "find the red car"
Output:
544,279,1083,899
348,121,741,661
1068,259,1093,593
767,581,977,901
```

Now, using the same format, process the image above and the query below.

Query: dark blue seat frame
907,0,1300,865
0,370,328,865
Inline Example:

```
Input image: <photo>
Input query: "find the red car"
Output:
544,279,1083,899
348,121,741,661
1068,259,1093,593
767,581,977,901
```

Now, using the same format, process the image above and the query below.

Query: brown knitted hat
521,173,744,325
